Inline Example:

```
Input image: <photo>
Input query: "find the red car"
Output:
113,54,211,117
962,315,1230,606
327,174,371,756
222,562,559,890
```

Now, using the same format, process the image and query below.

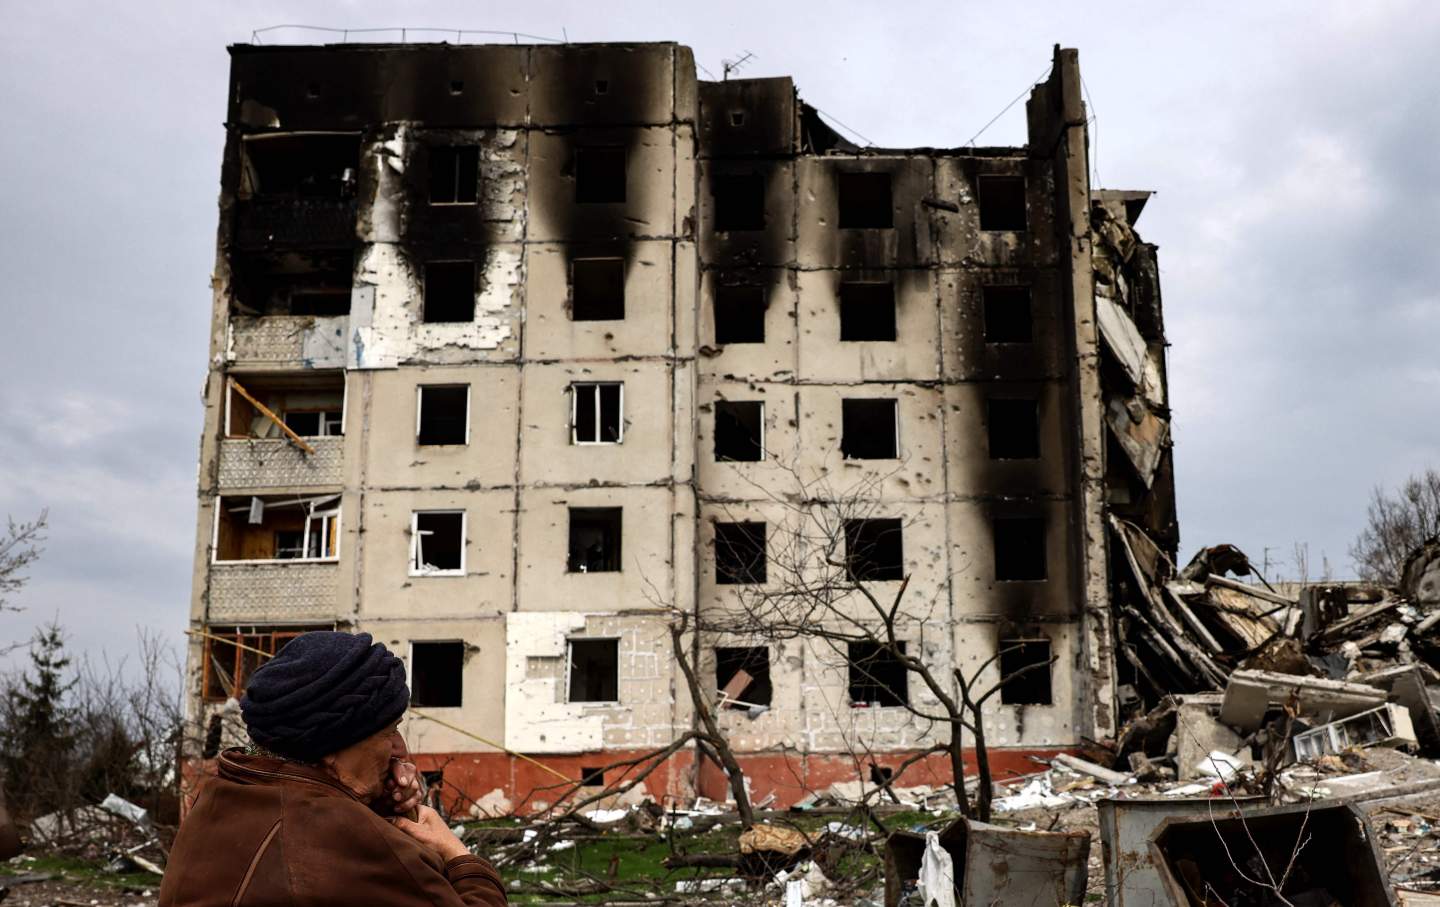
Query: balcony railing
207,561,341,623
233,197,358,249
218,436,343,490
227,315,348,369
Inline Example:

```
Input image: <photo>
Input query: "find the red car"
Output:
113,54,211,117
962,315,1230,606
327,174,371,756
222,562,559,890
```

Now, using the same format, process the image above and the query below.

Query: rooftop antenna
721,51,755,81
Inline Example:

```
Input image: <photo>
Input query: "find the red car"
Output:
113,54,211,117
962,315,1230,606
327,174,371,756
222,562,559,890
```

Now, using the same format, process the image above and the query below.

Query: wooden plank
228,377,316,454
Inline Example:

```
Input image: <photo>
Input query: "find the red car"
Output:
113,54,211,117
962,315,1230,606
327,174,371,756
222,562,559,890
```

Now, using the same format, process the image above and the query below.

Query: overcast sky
2,1,1437,671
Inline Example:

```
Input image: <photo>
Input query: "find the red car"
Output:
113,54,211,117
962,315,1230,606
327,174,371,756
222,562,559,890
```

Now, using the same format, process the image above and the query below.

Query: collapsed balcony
233,133,360,249
217,372,346,489
227,250,352,368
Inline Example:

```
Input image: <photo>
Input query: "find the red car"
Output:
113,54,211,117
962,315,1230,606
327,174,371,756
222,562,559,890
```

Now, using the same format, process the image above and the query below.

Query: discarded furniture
1150,800,1396,907
885,816,1089,907
1098,797,1262,907
1292,702,1416,759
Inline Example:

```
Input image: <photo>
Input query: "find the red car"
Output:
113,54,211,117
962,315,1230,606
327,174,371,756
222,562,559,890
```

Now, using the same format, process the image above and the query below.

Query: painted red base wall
411,746,1070,814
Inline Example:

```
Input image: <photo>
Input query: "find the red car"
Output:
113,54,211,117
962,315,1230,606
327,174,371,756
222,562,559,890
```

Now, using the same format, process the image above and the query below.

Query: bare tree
0,510,47,618
1351,468,1440,584
693,460,1050,822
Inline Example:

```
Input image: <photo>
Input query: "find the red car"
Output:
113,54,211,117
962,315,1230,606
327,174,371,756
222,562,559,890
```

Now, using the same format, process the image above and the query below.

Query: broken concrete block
1172,696,1246,780
1218,669,1386,732
1292,703,1416,760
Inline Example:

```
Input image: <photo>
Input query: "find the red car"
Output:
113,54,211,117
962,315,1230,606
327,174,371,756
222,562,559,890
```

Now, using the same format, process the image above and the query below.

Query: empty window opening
714,284,766,344
715,522,766,585
571,258,625,321
580,766,606,787
410,641,464,707
567,638,619,702
714,400,764,462
216,494,339,562
982,286,1033,343
449,80,465,95
871,765,894,784
998,638,1053,705
424,261,475,323
838,172,893,229
412,511,465,575
839,282,896,342
417,385,469,446
283,409,343,438
568,507,622,573
987,398,1040,460
306,82,322,99
593,80,609,95
841,398,898,460
227,373,345,440
978,175,1027,231
575,147,626,204
429,146,479,204
290,289,351,317
572,382,623,444
729,110,746,127
240,134,359,199
847,641,908,707
844,518,904,582
713,173,766,232
230,250,352,315
993,516,1047,581
715,646,771,708
201,625,330,702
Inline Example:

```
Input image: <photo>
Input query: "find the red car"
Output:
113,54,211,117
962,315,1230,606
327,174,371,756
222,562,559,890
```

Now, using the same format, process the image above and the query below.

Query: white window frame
211,494,342,564
564,636,622,705
410,510,467,577
415,384,471,446
428,145,479,207
570,382,624,445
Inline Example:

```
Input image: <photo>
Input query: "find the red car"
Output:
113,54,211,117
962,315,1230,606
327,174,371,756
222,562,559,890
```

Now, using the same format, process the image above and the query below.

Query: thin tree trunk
670,623,755,828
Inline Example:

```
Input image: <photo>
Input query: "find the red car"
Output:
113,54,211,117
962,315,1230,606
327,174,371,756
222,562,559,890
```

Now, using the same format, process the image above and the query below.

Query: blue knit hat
240,631,409,761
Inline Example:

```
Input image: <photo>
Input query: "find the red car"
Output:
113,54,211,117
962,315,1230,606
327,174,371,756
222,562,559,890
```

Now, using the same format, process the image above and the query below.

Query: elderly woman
160,632,505,907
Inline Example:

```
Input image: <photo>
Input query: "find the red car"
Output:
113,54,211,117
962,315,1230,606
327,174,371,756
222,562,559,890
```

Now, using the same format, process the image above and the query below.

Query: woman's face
323,720,407,801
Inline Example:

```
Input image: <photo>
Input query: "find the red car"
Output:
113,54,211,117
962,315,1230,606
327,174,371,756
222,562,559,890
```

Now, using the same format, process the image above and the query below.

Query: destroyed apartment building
185,40,1177,809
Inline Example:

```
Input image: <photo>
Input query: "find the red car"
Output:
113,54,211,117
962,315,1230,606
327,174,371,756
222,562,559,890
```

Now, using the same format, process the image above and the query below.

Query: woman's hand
382,758,424,817
390,805,470,862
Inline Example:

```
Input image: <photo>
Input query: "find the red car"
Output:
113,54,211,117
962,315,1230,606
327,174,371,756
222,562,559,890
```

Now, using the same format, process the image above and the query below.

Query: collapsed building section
186,41,1175,810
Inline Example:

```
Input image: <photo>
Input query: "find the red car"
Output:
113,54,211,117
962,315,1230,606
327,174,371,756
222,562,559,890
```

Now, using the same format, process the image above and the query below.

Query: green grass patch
1,853,161,890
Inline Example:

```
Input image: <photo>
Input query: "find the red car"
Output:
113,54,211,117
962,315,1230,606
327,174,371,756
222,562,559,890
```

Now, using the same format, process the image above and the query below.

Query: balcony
233,197,358,250
228,315,347,369
206,561,341,623
218,436,344,489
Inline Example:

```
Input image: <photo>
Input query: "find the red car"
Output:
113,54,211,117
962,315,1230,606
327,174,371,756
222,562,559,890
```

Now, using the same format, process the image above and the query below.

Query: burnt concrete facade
186,41,1175,809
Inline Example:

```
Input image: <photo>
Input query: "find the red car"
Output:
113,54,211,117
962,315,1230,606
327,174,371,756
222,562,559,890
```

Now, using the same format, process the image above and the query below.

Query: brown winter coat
159,750,507,907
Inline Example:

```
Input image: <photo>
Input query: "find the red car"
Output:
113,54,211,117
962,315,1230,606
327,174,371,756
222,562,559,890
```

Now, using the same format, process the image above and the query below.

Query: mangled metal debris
885,816,1089,907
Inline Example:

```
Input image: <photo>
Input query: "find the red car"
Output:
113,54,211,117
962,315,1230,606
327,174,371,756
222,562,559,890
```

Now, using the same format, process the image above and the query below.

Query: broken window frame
570,257,626,322
422,260,477,324
714,645,772,709
997,637,1054,706
714,521,767,585
977,174,1029,232
428,145,480,206
282,409,344,438
410,510,467,577
713,400,766,463
846,640,909,707
840,397,900,461
565,637,621,703
415,384,471,447
570,382,625,445
408,639,466,707
567,507,623,574
201,625,333,702
212,494,342,564
224,374,347,441
574,146,628,205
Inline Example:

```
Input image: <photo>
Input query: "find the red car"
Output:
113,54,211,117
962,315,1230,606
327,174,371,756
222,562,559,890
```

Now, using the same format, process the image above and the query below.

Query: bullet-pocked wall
188,42,1159,809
